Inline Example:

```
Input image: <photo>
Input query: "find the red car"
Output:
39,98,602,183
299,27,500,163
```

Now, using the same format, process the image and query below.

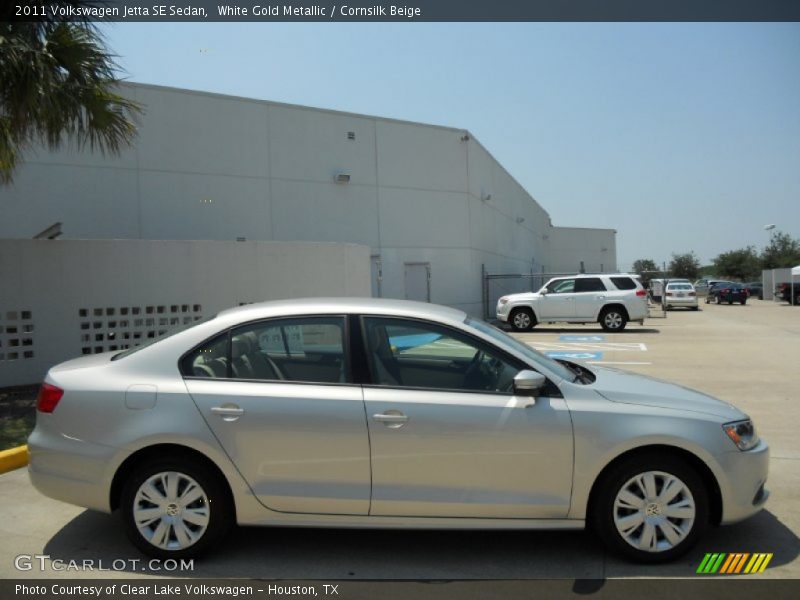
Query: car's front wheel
121,457,233,559
592,453,708,562
509,307,535,331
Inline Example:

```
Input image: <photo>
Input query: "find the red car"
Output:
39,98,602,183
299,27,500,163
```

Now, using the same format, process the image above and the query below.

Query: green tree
0,11,142,184
631,258,658,286
632,259,658,275
713,246,761,282
669,252,701,280
761,231,800,269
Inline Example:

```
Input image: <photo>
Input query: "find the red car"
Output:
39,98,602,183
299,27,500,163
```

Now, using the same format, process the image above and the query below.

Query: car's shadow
43,509,796,579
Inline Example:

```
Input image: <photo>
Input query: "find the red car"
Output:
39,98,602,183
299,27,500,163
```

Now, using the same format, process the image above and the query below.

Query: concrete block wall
0,239,370,387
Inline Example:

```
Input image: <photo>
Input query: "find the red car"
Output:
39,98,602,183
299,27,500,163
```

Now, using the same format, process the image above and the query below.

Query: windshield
466,317,575,382
111,314,217,360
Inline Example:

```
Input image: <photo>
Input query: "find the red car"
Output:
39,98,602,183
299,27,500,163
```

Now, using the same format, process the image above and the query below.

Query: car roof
552,273,637,279
216,297,467,324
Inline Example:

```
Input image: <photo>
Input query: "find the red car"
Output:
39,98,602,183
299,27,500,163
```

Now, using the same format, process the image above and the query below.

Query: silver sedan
27,298,768,563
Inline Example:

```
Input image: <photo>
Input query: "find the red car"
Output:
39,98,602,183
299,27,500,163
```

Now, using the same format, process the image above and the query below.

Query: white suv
496,273,648,332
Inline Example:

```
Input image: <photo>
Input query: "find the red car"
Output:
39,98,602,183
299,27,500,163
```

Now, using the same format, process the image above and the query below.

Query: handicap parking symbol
545,351,603,360
558,335,605,342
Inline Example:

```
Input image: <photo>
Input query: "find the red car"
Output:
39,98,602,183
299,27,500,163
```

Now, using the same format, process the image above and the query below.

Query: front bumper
496,302,511,322
715,439,770,525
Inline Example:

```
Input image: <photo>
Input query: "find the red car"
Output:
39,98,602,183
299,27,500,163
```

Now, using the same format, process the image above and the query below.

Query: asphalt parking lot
0,299,797,580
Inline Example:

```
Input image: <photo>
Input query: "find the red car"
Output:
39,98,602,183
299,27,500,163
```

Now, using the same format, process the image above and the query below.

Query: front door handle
211,404,244,421
373,411,408,428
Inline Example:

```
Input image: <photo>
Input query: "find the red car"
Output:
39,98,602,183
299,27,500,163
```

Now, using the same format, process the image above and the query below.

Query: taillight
722,288,730,294
666,292,674,297
689,292,696,296
635,289,647,297
36,383,64,413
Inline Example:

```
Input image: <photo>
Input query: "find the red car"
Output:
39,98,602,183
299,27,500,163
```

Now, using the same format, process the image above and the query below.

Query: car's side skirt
238,514,585,530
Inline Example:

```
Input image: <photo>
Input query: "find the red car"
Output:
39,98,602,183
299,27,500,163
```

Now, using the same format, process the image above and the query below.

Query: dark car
709,282,748,305
744,282,763,300
704,281,735,304
774,282,799,305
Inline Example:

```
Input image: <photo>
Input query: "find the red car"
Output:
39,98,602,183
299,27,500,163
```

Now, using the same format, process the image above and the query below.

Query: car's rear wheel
510,307,535,331
600,307,627,332
121,457,232,559
740,300,746,305
592,453,708,563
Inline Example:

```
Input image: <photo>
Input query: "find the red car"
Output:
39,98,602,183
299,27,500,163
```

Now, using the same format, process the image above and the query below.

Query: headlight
498,297,509,306
722,419,759,451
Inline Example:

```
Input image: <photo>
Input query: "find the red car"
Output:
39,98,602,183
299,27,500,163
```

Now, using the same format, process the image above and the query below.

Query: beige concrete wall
0,239,370,387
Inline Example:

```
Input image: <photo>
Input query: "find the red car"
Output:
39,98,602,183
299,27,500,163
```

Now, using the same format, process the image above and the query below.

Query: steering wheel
463,349,485,385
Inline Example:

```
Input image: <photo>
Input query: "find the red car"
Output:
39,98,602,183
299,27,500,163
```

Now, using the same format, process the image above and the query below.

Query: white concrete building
0,84,618,385
1,83,616,316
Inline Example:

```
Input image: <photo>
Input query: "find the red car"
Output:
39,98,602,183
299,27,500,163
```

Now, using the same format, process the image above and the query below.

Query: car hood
506,292,541,301
588,365,745,421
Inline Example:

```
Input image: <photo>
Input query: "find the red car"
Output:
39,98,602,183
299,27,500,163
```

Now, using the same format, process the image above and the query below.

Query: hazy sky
100,22,800,270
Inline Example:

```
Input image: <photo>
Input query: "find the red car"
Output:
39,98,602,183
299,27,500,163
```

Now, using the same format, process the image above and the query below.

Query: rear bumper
665,297,698,307
715,439,770,525
27,424,121,513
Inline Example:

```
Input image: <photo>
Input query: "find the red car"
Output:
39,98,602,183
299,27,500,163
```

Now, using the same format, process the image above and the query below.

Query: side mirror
539,288,548,295
513,370,547,397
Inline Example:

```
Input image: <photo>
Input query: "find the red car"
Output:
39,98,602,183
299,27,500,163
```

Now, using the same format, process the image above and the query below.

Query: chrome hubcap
133,471,210,551
613,470,695,553
513,312,531,329
604,312,623,329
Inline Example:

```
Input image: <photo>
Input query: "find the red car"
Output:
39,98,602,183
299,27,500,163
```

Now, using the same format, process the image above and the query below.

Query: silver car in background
28,298,768,563
664,282,699,310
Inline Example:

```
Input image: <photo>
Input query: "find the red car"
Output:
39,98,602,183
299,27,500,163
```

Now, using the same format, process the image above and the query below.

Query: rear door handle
211,405,244,421
373,411,408,428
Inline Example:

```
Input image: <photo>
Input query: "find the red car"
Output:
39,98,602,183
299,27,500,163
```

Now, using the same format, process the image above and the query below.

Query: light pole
764,224,776,300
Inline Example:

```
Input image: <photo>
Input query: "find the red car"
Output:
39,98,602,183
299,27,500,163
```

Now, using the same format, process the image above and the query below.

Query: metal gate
405,262,431,302
371,255,382,297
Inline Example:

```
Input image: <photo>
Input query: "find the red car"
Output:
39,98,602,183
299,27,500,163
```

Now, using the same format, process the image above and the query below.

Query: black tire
691,306,699,311
591,453,709,563
599,307,628,332
740,300,746,305
727,300,733,305
716,296,721,305
509,307,535,331
121,456,233,559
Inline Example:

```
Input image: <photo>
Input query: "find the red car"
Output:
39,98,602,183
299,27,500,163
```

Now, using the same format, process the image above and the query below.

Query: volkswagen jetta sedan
28,298,768,562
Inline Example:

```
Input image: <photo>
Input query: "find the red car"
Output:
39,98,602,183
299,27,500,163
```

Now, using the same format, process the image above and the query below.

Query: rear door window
574,278,607,293
231,317,347,384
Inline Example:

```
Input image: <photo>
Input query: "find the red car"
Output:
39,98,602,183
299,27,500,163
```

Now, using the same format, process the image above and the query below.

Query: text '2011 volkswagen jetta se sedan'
28,298,768,562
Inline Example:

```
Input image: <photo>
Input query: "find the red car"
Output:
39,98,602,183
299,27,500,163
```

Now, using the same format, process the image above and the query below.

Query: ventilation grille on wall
77,304,202,355
0,310,35,361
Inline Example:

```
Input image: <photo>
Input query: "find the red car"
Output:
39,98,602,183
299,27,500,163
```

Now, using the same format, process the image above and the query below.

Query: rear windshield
111,314,217,360
667,283,694,290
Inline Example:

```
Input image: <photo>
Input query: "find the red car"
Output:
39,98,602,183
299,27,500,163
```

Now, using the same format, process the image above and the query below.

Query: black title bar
5,0,800,22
